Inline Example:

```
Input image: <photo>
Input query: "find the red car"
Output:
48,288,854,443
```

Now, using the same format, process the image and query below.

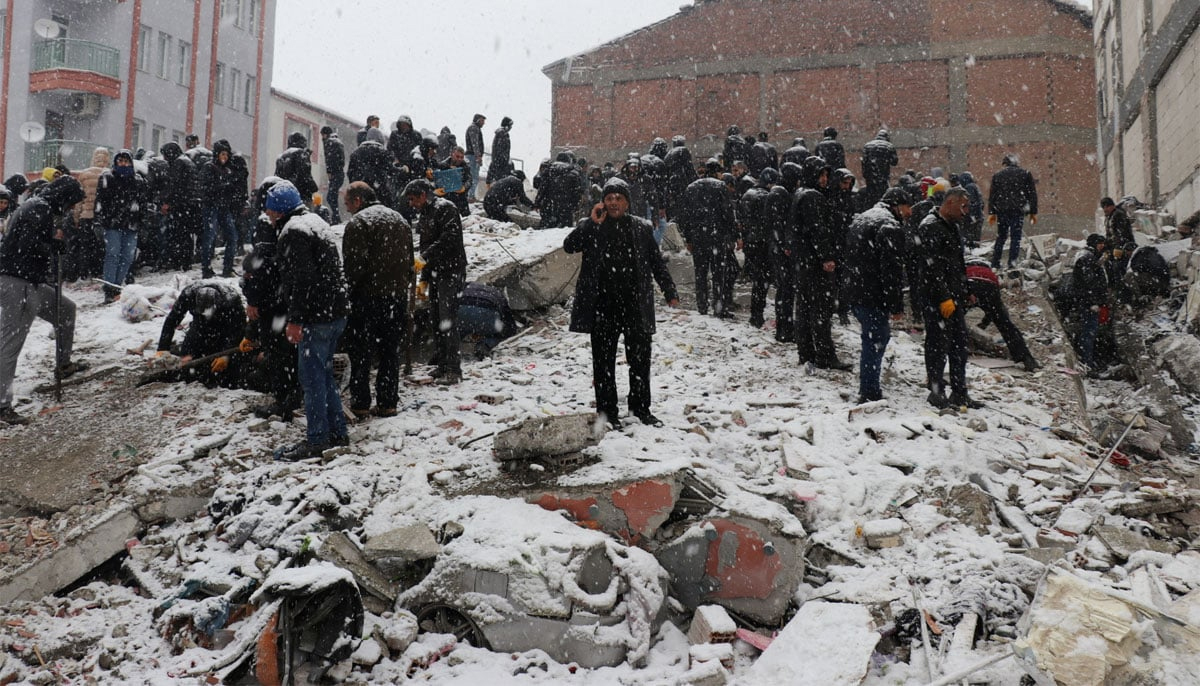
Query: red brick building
543,0,1097,236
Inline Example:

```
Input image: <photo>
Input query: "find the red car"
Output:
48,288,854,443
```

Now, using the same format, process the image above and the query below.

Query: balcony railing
32,39,121,78
25,140,110,172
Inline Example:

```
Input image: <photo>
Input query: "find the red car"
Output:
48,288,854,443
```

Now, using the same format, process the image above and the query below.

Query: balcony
29,39,122,99
25,139,110,172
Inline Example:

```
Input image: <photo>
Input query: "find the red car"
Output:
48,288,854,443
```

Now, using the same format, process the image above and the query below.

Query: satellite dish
33,18,61,39
19,122,46,143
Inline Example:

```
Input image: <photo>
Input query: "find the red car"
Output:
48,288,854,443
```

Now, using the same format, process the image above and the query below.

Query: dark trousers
429,268,465,375
923,305,969,398
590,310,653,418
693,241,729,315
852,305,890,400
1078,308,1099,368
347,295,405,411
969,280,1030,361
775,256,796,341
328,175,344,224
991,211,1024,267
67,218,104,280
795,266,837,364
163,206,200,270
257,315,299,407
745,246,772,327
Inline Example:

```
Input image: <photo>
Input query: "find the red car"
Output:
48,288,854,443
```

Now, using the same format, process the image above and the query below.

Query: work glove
1029,214,1037,225
939,299,956,319
238,338,256,353
210,356,229,373
416,281,429,300
988,215,997,225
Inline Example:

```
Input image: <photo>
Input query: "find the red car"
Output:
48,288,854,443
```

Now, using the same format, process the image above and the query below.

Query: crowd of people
0,112,1155,456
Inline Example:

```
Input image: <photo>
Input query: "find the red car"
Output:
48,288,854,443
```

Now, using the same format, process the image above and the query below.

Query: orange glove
210,356,229,373
988,215,997,225
939,299,956,319
238,338,256,353
1029,214,1038,225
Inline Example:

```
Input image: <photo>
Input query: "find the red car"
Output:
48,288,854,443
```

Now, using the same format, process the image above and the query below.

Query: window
230,68,241,109
233,0,246,27
248,0,260,33
156,31,171,79
131,119,144,150
214,62,226,105
151,125,165,154
221,0,240,19
243,76,255,115
137,25,152,72
176,41,190,86
172,130,185,145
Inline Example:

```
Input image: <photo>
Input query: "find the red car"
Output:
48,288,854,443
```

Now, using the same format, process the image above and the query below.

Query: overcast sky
273,0,1093,168
272,0,684,168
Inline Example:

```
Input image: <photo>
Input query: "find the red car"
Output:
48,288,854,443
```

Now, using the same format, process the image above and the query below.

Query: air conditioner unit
69,93,102,118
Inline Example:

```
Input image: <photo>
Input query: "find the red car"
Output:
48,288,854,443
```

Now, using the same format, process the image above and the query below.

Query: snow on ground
1,210,1196,684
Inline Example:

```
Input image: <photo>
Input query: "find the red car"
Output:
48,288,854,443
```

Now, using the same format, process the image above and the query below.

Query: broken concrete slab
478,245,580,310
0,506,140,606
1052,506,1095,537
688,605,737,645
1092,525,1180,560
1152,334,1200,396
938,483,995,535
492,412,600,462
363,525,440,564
316,532,400,615
745,601,878,685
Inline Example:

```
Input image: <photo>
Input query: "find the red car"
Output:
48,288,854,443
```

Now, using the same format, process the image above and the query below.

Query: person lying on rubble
1117,245,1171,307
154,280,248,384
457,282,519,359
965,259,1040,372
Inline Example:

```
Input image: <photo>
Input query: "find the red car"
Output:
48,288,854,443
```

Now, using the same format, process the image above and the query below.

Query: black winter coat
1072,248,1108,309
416,197,467,278
781,144,810,167
841,204,906,313
988,165,1038,215
815,137,846,171
664,147,697,194
916,210,968,306
276,209,350,325
564,214,677,334
0,180,83,284
157,281,245,355
242,216,284,314
388,127,422,164
861,138,898,185
95,170,150,232
323,134,346,180
792,186,837,267
200,157,246,210
959,172,985,223
680,177,736,245
739,186,773,272
483,176,533,217
465,122,485,157
724,135,751,169
639,154,668,209
747,142,779,177
275,146,318,202
347,140,395,207
766,186,793,255
487,127,512,180
1106,209,1135,249
163,152,200,208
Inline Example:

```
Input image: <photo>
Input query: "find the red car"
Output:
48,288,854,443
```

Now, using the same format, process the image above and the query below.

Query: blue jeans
852,305,891,400
466,154,481,199
991,212,1024,267
1079,309,1099,369
102,229,138,290
297,318,347,446
201,207,239,274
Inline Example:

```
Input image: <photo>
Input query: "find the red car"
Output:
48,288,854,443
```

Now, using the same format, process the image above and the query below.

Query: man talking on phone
564,178,679,430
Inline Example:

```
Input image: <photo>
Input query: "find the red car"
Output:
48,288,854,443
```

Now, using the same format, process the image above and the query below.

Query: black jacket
0,178,84,284
483,176,533,217
781,142,810,167
815,137,846,171
241,215,285,314
1072,248,1108,309
388,121,421,164
161,143,200,208
323,133,346,180
465,122,485,157
347,134,395,208
487,126,512,180
680,177,736,245
639,154,668,209
663,146,697,194
841,204,906,313
916,210,969,306
1105,209,1135,248
861,135,898,185
747,141,779,177
200,140,248,211
792,159,837,267
275,146,318,202
540,161,584,214
416,197,467,278
988,164,1038,215
344,202,413,299
564,214,677,334
276,209,350,325
959,172,985,223
723,135,751,169
157,281,245,355
739,185,774,261
95,165,150,233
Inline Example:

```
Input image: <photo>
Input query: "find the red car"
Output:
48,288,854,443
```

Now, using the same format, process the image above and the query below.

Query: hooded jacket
0,176,85,284
276,208,350,325
815,134,846,171
723,127,750,171
387,116,421,164
791,157,837,267
95,150,149,233
861,131,898,185
680,176,736,245
487,124,512,180
74,147,112,223
274,133,318,201
748,140,779,177
160,142,200,208
415,196,468,278
201,139,248,210
323,132,346,180
348,127,395,207
343,201,413,299
436,127,456,161
483,175,533,219
841,203,907,313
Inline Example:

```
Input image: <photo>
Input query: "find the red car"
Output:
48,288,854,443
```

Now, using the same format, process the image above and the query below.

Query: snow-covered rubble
1,209,1198,684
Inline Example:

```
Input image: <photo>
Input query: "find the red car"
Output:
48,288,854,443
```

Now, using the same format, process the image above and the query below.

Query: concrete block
0,506,140,605
480,246,581,310
134,484,215,524
317,531,401,614
1152,334,1200,396
1092,525,1180,561
677,660,729,686
363,525,440,563
688,605,737,645
492,413,600,461
745,602,878,685
689,642,734,669
862,518,904,549
1052,507,1095,537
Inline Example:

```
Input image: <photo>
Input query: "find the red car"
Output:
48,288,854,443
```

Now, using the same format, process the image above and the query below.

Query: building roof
269,87,360,130
542,0,1092,76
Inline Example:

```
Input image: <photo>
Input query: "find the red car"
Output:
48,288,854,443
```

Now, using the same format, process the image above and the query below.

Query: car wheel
416,604,490,649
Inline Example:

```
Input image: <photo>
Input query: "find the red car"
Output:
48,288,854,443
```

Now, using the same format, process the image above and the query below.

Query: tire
416,604,489,649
